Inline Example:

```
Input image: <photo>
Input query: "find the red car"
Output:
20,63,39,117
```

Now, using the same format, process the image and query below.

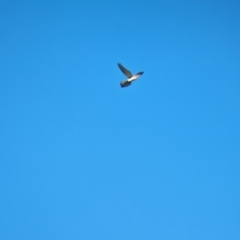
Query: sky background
1,0,240,239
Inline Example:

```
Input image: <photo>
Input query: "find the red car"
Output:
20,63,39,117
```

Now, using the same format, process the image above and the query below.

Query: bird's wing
117,63,133,78
120,80,131,88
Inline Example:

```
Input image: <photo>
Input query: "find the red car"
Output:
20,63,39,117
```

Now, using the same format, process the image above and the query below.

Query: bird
117,63,144,88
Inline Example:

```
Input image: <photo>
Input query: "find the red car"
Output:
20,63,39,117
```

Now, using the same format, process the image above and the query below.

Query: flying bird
117,63,144,88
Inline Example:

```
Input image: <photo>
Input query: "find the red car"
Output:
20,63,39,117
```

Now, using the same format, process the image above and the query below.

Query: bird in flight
117,63,144,88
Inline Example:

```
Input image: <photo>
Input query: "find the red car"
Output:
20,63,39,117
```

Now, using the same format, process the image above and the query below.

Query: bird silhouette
117,63,144,88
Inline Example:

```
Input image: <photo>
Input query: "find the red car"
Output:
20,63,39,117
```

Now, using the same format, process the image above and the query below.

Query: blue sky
1,0,240,239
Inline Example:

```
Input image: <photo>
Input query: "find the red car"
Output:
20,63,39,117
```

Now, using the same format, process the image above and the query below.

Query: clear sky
1,0,240,239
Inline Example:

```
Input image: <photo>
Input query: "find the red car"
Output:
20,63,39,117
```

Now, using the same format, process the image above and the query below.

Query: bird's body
117,63,144,88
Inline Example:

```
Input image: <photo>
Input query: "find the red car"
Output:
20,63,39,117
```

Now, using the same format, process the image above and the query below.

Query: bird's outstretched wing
120,80,131,88
117,63,133,78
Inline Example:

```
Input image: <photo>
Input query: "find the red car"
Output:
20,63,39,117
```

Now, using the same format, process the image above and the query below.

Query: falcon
117,63,144,88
